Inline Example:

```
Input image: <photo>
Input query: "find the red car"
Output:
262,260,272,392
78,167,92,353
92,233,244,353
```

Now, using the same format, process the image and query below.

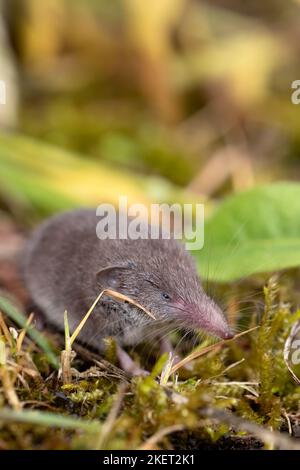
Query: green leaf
0,407,101,432
196,182,300,282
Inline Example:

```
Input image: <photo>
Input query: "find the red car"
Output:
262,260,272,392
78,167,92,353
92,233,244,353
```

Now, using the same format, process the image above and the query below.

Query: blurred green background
0,0,300,284
0,0,300,214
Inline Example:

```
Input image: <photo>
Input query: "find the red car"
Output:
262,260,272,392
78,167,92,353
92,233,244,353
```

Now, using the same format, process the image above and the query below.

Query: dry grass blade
0,297,59,368
64,310,71,353
60,310,76,384
0,333,21,410
0,312,13,347
16,312,34,353
169,326,259,375
207,358,245,381
160,352,175,385
105,290,156,320
0,367,22,411
70,288,155,347
60,289,154,384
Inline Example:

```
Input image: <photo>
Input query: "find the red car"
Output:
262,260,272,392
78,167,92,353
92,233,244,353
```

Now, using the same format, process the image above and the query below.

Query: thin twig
284,411,293,436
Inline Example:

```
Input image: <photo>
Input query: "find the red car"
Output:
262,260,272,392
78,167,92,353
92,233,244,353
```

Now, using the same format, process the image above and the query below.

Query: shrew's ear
96,263,134,290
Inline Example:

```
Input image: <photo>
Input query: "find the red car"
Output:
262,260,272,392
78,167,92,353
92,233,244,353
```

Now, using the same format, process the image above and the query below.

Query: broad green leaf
196,182,300,282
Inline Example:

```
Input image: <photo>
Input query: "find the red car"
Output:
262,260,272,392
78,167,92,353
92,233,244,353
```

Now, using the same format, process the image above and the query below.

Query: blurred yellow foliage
124,0,184,57
187,30,284,108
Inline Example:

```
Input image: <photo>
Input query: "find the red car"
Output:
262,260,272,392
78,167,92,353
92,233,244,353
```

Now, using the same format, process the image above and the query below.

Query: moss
0,276,300,449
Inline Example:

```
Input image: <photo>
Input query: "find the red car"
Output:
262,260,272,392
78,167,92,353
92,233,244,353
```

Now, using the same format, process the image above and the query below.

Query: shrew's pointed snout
219,328,234,340
203,318,234,340
181,297,233,340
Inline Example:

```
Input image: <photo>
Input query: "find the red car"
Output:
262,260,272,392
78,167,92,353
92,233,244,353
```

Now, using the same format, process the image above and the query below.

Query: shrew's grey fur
22,209,232,351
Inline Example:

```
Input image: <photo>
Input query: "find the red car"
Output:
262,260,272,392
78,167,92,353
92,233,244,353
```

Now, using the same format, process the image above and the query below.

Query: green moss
0,277,300,449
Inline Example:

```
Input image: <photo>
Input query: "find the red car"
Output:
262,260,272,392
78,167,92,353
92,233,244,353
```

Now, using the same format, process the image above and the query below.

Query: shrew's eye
146,280,171,301
162,292,171,300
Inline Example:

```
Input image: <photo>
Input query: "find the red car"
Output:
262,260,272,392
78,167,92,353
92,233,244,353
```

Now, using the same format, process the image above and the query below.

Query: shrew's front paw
116,344,149,377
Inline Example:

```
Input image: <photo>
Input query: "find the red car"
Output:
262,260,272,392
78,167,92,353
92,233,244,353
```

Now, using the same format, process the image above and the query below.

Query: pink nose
222,329,234,340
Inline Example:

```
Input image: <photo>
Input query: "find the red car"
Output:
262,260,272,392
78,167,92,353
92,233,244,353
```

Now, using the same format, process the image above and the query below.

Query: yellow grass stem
169,326,259,375
69,289,155,347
